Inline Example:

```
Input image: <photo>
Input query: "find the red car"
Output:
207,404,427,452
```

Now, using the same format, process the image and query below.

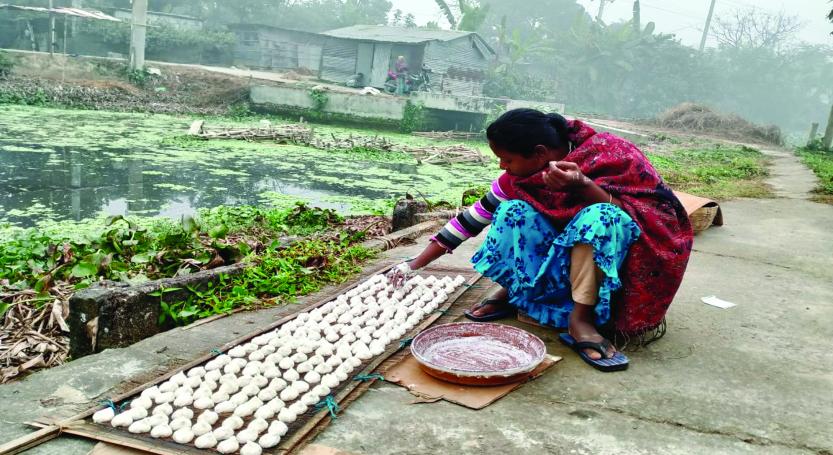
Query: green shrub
0,51,13,78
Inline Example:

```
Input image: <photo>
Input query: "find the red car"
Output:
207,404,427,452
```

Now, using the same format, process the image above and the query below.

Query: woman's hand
386,261,415,288
543,161,590,191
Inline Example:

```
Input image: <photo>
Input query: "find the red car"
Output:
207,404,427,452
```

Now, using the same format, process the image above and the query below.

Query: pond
0,105,498,228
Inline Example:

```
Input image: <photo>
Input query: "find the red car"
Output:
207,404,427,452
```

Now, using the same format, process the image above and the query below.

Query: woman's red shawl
499,120,693,335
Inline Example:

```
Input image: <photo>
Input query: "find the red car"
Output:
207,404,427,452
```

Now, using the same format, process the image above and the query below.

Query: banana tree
433,0,490,32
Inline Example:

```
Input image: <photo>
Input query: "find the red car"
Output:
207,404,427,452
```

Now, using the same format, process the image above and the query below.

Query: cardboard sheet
674,190,724,226
385,354,560,410
88,442,152,455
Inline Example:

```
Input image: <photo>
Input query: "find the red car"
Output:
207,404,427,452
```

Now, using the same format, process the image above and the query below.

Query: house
319,25,496,95
229,24,327,74
112,9,203,30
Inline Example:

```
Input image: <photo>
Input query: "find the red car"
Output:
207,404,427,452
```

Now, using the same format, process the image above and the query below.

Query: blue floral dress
471,200,641,328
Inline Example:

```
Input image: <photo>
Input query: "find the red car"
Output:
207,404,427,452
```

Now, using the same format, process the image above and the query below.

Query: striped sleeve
431,178,509,251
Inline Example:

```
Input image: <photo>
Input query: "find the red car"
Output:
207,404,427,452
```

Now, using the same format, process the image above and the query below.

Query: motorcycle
384,64,432,95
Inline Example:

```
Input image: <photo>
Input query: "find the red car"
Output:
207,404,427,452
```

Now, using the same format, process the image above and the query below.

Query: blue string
399,337,413,348
99,399,129,413
210,348,223,356
353,373,385,382
314,395,340,419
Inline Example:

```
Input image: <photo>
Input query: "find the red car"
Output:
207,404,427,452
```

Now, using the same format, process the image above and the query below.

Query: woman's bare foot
468,287,510,318
568,303,616,360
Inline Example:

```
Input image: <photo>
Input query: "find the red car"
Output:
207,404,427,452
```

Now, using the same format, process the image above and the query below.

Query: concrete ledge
68,263,248,359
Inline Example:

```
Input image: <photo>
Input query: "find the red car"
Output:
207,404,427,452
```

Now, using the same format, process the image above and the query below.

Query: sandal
559,333,629,372
463,298,517,322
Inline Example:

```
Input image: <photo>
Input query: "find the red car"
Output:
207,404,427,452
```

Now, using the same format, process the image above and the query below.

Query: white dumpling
128,419,151,434
259,433,281,449
230,392,249,406
236,428,260,444
130,396,153,410
334,369,349,382
279,387,299,402
314,362,333,375
269,377,288,392
296,361,313,373
185,376,202,389
321,374,340,389
313,384,331,397
150,424,172,438
242,383,260,397
233,403,256,418
171,408,194,420
197,410,218,425
217,437,240,454
173,394,193,407
228,346,247,357
249,350,265,362
268,419,289,436
221,415,244,430
267,397,286,412
300,392,319,406
223,363,242,374
151,403,173,416
278,357,294,370
212,426,234,441
304,371,321,384
173,427,195,444
110,412,133,428
214,400,236,414
195,431,218,449
129,407,149,420
169,417,191,431
254,405,275,420
289,402,308,415
140,385,160,401
258,388,278,401
283,369,300,382
93,407,115,423
240,441,263,455
154,392,174,404
291,380,310,394
297,343,315,354
263,366,281,379
278,407,297,423
191,396,213,410
325,355,342,367
147,414,168,427
171,372,188,386
192,421,212,436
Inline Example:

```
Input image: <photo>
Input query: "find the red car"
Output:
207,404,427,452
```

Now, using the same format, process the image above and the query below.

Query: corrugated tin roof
0,4,121,21
322,25,475,44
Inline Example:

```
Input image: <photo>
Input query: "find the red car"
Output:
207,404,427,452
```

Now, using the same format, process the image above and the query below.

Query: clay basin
411,322,547,386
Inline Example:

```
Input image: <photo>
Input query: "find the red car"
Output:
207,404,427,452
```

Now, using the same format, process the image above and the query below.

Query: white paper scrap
701,295,736,309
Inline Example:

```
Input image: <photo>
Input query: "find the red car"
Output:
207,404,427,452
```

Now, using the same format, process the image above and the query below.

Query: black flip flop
464,298,517,322
559,333,629,372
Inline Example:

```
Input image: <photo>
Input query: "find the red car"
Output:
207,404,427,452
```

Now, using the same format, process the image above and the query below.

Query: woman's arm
407,240,448,269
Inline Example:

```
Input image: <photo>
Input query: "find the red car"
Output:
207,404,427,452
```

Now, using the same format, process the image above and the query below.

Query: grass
647,144,771,200
0,203,373,324
795,146,833,203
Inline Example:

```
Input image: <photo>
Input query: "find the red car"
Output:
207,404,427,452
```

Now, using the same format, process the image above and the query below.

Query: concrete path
1,149,831,455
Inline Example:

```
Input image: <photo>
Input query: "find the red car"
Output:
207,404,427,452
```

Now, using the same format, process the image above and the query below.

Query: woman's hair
486,108,575,158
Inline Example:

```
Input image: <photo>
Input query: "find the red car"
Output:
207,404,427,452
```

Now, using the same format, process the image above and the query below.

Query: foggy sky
389,0,833,48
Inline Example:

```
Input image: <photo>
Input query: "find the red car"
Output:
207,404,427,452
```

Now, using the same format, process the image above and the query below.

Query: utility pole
48,0,55,55
699,0,717,52
129,0,148,71
596,0,609,23
633,0,641,33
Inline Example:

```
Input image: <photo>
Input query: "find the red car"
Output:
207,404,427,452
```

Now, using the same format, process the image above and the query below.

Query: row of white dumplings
92,274,465,454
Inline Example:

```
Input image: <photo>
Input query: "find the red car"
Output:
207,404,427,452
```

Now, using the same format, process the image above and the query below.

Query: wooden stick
0,426,63,455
